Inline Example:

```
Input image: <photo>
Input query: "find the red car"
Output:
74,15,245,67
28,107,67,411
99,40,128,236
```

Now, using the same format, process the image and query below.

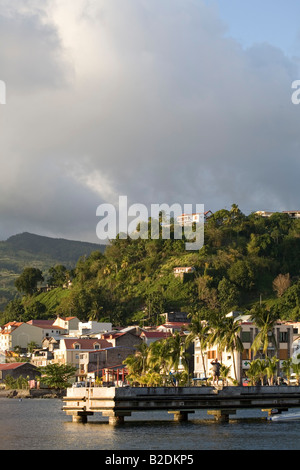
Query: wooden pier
62,385,300,424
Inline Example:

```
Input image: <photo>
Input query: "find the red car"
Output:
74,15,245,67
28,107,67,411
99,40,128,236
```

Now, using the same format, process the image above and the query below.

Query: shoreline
0,388,65,399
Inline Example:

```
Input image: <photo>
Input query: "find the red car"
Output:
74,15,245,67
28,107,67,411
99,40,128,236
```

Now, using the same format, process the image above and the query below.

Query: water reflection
1,399,300,450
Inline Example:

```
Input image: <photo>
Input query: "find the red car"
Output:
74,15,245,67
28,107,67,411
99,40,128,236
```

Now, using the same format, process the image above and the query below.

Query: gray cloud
1,0,300,242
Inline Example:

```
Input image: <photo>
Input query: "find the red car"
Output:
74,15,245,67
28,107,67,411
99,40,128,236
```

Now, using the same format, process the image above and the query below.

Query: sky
1,0,300,243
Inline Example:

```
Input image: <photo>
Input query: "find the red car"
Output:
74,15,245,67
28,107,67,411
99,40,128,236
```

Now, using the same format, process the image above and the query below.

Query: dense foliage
1,206,300,326
0,232,105,310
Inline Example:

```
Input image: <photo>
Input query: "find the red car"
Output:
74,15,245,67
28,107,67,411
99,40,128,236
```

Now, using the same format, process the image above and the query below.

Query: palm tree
282,358,293,385
186,312,210,377
246,359,260,385
147,339,172,384
167,331,189,374
292,354,300,385
265,356,279,385
256,359,268,385
210,317,244,383
246,358,267,385
123,342,149,381
250,305,279,358
219,364,234,386
222,317,244,383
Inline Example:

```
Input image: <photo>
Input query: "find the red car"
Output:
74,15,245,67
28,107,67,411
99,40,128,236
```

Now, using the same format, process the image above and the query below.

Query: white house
0,322,45,352
193,315,294,384
70,320,112,337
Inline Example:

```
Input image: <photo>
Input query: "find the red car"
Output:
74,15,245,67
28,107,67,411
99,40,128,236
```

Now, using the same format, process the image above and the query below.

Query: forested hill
0,232,105,310
5,232,105,261
1,208,300,327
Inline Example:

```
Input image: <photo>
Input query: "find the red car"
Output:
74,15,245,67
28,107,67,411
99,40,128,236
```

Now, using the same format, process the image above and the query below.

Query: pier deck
62,385,300,424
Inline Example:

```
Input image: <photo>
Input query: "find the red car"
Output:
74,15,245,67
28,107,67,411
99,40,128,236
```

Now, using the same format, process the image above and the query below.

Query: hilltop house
176,211,212,226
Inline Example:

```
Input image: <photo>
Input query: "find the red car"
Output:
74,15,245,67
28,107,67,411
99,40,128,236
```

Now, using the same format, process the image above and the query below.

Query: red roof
27,320,56,328
3,321,23,328
101,332,126,339
141,331,171,338
63,338,112,349
0,363,27,370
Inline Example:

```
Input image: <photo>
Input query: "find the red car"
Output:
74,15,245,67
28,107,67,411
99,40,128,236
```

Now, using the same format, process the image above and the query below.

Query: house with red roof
0,362,39,383
27,319,67,337
157,322,190,334
53,338,114,374
52,316,80,333
140,330,171,346
0,321,46,352
100,330,143,348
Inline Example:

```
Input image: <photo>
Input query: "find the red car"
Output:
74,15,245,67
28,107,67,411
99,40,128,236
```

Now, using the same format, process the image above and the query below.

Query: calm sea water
1,398,300,452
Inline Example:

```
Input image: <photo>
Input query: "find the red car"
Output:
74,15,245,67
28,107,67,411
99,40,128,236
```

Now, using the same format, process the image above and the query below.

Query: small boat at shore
268,411,300,421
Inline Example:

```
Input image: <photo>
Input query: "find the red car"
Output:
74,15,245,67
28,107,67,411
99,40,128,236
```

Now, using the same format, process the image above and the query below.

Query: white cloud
1,0,300,241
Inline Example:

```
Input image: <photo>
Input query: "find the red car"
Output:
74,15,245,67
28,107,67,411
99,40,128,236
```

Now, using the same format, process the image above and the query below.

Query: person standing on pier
210,358,221,386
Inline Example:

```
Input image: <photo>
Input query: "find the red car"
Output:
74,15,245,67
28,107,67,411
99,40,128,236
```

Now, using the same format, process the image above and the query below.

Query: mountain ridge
0,231,106,310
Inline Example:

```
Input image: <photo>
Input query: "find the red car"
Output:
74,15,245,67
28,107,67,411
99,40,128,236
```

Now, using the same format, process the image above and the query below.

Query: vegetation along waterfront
1,206,300,390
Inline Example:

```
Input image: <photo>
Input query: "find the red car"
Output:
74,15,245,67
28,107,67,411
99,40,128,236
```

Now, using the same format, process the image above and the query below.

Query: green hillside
0,232,105,310
2,207,300,327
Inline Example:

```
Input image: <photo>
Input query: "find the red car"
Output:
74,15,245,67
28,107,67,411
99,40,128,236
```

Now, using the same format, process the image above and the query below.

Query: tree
186,312,210,377
228,260,256,291
123,342,150,385
48,265,69,287
15,268,44,296
265,356,279,385
167,331,190,377
147,339,172,384
210,317,244,382
272,273,291,297
217,277,240,313
246,359,266,385
27,341,38,354
281,358,293,385
250,305,279,357
38,363,76,390
291,355,300,385
2,299,25,323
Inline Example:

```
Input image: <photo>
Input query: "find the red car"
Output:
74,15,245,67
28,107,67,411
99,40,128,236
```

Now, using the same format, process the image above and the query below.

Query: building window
242,349,251,360
241,331,251,343
279,332,289,343
207,350,216,359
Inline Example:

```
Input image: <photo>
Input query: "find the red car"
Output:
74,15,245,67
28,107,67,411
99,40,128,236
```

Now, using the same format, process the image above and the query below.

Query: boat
267,411,300,421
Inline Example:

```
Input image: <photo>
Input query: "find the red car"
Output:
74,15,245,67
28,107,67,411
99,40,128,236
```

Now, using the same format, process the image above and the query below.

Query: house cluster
194,312,300,384
1,310,300,386
0,312,190,385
